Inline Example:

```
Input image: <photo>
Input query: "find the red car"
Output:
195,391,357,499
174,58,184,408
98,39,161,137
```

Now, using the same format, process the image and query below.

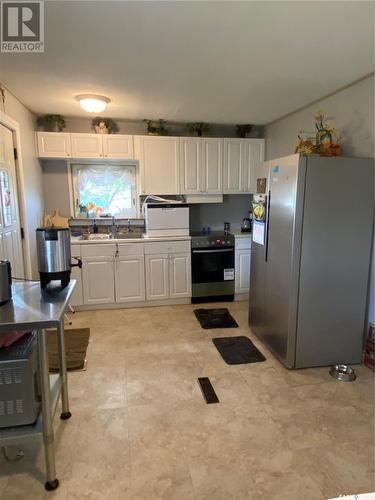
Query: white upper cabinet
134,135,180,195
102,134,134,159
223,139,265,194
71,133,103,158
36,132,135,160
180,138,222,195
180,138,202,194
202,138,222,194
36,132,72,158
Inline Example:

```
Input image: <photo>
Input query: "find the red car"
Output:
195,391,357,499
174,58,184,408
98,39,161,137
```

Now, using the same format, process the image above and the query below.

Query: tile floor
1,301,374,500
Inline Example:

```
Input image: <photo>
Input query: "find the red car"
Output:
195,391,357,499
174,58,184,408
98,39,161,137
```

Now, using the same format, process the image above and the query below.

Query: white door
82,258,115,304
235,249,251,293
0,233,4,260
145,254,169,300
36,132,72,158
102,135,134,159
71,134,103,158
0,124,24,278
202,138,223,194
169,253,191,298
180,138,202,194
134,136,180,195
115,255,145,303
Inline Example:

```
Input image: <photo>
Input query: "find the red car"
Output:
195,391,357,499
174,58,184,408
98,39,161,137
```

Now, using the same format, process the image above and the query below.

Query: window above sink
71,164,137,218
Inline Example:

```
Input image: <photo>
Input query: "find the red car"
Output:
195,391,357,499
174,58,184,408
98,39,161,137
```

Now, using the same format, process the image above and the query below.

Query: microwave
145,203,189,237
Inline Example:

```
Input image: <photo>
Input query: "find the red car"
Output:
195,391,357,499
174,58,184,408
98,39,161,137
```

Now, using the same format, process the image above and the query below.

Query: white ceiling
0,1,374,124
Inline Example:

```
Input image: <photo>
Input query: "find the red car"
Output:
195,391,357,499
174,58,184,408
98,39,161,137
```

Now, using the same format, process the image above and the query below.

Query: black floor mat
212,336,266,365
194,308,238,329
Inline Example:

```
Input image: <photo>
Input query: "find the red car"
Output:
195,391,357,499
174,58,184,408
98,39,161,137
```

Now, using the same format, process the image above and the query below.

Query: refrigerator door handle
265,190,271,262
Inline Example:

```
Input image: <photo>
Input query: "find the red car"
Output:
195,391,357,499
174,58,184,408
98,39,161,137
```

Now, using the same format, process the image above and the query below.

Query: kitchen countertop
71,234,191,244
231,229,252,239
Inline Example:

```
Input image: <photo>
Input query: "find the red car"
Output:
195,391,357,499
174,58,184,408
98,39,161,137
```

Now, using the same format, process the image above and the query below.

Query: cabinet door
202,138,223,194
180,138,202,194
71,134,103,158
70,245,83,306
134,136,180,195
102,135,134,159
223,139,243,193
70,265,84,306
235,248,251,294
115,256,145,303
145,254,169,300
242,139,265,193
223,139,265,193
82,258,115,304
36,132,71,158
169,253,191,298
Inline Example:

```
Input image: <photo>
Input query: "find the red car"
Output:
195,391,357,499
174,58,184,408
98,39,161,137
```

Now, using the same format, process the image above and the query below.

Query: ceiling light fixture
75,94,110,113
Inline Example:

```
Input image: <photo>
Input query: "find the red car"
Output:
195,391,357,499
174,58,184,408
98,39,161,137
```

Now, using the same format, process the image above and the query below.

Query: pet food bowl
329,364,356,382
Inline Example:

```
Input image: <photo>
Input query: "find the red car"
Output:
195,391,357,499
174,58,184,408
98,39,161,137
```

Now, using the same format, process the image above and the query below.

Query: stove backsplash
189,194,252,233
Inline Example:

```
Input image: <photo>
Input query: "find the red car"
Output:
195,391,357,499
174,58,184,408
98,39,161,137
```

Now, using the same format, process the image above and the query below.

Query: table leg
57,321,71,420
37,328,59,491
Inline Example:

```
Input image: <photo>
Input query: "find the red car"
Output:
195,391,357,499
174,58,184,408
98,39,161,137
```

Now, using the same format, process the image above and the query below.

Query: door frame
0,111,31,278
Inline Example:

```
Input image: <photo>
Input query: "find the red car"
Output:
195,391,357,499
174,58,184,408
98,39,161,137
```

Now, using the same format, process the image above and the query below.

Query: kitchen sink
79,233,143,241
112,233,143,239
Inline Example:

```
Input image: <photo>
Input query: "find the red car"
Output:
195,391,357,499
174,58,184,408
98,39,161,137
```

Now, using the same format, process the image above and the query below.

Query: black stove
191,231,234,249
190,232,235,303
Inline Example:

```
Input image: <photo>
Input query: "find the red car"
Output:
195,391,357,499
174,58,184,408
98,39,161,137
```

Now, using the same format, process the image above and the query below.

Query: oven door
192,247,234,284
192,247,235,300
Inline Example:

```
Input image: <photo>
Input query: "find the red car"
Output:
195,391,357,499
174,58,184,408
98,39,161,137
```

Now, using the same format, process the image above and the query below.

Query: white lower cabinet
74,239,191,306
145,254,169,300
145,240,191,301
235,236,251,294
235,250,251,294
115,256,145,302
81,244,115,304
169,253,191,298
83,258,115,304
70,245,83,306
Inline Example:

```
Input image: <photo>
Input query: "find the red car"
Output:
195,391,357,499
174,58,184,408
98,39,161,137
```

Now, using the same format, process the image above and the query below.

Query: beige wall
42,160,71,217
0,86,43,278
265,74,374,160
264,74,375,325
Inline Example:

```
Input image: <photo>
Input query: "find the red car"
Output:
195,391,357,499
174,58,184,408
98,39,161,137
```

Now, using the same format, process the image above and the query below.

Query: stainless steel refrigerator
249,153,374,368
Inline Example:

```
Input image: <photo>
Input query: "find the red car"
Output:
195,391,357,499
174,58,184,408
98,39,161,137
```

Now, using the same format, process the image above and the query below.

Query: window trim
69,161,139,219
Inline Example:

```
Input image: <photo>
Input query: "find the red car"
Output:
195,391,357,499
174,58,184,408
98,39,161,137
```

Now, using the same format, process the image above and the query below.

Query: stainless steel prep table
0,280,76,491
